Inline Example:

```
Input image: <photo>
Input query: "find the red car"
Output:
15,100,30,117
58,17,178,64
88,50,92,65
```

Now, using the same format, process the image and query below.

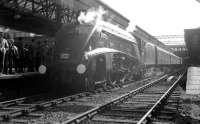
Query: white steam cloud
126,22,136,32
78,6,107,24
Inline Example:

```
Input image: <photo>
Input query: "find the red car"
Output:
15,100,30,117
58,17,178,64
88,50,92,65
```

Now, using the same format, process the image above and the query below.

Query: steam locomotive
47,20,181,92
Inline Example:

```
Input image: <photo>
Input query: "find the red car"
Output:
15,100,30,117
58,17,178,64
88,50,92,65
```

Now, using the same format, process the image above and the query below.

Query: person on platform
3,33,14,74
35,41,42,71
15,37,25,73
12,43,19,73
0,29,9,75
27,39,35,72
42,40,50,65
24,44,29,72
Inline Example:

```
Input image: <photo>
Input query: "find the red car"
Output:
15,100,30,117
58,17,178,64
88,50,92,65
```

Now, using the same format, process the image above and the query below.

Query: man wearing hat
0,28,9,75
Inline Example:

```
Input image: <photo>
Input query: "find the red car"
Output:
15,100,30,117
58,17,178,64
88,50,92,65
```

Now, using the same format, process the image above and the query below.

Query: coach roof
96,20,137,44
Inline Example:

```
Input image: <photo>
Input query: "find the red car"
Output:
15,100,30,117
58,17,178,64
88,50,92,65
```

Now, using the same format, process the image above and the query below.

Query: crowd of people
0,30,54,75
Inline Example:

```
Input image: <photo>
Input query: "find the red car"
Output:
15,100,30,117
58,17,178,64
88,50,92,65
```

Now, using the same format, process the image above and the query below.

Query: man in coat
0,28,9,74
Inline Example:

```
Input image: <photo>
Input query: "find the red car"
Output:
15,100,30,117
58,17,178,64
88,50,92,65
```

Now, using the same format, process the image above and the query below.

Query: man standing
0,29,9,74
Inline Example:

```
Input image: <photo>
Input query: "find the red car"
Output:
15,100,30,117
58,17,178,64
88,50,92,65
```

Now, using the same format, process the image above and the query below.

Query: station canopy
0,26,42,38
0,0,129,36
155,35,185,46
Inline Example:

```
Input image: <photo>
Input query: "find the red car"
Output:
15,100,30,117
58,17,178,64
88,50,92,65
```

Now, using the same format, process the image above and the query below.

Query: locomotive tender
47,20,181,91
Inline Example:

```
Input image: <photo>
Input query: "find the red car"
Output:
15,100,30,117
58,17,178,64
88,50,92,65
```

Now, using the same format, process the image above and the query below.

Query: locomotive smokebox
55,24,94,59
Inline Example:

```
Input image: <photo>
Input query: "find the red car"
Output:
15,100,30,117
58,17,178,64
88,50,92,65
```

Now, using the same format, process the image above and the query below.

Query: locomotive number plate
60,53,70,59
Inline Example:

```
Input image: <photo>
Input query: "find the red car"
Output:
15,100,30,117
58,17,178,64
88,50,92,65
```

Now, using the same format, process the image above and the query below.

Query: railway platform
0,71,48,100
0,72,41,80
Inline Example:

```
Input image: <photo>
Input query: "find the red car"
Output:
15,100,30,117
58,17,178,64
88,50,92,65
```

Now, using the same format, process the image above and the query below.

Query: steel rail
0,97,26,106
137,72,185,124
124,77,152,85
60,73,172,124
0,92,90,120
0,71,181,122
0,93,50,107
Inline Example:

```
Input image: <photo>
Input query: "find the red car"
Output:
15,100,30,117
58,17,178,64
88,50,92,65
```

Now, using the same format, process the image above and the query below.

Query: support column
55,0,62,23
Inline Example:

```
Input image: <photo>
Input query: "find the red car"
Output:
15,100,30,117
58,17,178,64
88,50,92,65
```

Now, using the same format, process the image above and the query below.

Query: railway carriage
144,42,156,65
133,26,182,75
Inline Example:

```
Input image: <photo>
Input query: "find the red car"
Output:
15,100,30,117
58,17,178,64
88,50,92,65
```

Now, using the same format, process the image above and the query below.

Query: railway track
61,71,184,124
0,78,156,124
0,92,91,123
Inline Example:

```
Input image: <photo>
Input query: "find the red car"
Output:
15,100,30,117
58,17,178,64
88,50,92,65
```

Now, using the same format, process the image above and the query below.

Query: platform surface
0,72,41,80
186,67,200,94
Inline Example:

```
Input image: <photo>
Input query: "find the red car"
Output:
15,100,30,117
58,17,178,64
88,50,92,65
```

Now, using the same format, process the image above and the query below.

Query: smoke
126,22,136,32
78,6,107,24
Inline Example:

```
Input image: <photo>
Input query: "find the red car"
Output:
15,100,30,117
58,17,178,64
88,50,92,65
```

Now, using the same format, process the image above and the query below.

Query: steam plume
78,6,107,24
126,22,136,32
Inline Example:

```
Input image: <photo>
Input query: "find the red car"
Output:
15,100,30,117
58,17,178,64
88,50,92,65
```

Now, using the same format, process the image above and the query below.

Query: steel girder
155,35,184,39
0,0,79,24
0,0,81,36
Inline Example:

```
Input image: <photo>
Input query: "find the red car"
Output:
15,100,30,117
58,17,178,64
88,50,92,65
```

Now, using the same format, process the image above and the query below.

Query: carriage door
93,55,106,83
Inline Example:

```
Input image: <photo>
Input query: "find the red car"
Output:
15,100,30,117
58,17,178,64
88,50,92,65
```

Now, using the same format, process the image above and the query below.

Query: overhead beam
154,35,184,39
0,4,60,36
0,0,130,36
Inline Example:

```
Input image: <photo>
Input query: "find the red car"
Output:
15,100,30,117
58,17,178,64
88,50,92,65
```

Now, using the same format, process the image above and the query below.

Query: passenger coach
133,26,182,72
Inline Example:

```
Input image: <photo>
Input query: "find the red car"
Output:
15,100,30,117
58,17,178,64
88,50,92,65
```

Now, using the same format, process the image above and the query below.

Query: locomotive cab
85,48,141,90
